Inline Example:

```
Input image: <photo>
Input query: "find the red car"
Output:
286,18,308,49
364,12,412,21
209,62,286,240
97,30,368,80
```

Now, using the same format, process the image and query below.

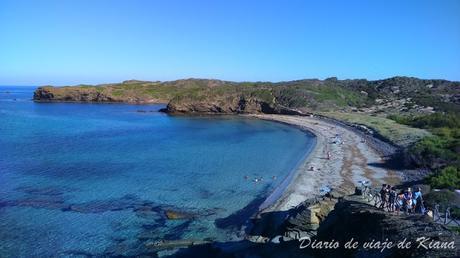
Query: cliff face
166,95,304,115
34,87,119,102
166,96,268,114
32,79,235,104
33,86,167,103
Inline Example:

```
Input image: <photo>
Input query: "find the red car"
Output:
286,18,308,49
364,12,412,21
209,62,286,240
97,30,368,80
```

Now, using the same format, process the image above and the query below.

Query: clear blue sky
1,0,459,85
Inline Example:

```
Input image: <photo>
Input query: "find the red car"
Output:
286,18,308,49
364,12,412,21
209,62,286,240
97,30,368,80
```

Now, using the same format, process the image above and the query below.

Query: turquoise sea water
0,86,315,257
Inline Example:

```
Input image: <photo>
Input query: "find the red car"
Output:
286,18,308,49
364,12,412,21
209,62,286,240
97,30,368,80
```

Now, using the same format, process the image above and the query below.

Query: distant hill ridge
33,76,460,115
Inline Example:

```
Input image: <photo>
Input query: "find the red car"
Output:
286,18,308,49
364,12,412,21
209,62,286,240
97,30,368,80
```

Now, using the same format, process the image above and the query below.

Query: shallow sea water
0,86,315,256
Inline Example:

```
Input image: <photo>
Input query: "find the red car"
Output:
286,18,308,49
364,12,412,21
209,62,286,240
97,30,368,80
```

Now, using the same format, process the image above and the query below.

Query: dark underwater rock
145,238,211,252
63,194,148,213
12,197,68,210
15,186,70,196
165,210,196,220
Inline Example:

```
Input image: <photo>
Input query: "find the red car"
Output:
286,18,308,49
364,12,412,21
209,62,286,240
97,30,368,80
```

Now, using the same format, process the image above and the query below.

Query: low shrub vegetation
389,112,460,189
429,166,460,190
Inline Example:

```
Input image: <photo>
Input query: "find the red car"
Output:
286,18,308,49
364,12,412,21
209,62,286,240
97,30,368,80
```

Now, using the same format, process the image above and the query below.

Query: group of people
379,184,425,214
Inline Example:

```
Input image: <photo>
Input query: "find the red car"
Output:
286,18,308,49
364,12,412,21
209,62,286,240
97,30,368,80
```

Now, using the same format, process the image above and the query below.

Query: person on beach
413,187,424,214
379,184,388,209
385,185,391,210
396,191,405,214
389,186,396,212
327,151,331,160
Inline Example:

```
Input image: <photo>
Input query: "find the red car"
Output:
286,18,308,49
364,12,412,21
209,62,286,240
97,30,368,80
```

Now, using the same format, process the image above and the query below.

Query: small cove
0,86,316,256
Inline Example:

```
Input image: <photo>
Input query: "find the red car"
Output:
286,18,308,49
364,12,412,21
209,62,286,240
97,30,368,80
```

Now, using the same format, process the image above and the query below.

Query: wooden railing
433,205,460,226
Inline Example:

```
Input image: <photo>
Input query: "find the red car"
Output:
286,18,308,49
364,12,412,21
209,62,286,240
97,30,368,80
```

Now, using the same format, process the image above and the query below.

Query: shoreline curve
247,114,401,214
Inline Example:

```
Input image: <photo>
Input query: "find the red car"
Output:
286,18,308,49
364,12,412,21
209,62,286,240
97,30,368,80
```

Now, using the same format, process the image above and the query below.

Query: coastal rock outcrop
160,194,459,257
314,195,460,257
165,95,305,115
34,86,123,102
283,197,338,240
33,87,55,100
33,83,171,103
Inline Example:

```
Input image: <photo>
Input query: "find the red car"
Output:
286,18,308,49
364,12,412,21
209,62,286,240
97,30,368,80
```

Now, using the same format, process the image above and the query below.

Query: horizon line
2,75,460,87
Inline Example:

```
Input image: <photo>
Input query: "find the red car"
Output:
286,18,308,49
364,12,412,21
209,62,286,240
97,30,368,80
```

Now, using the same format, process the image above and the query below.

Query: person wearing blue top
413,187,424,214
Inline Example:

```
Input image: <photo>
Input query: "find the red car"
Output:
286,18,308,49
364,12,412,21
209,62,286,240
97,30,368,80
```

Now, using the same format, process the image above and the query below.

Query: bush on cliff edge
429,166,460,190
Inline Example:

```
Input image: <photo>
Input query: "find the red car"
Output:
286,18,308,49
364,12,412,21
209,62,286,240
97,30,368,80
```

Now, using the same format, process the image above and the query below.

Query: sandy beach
250,114,401,213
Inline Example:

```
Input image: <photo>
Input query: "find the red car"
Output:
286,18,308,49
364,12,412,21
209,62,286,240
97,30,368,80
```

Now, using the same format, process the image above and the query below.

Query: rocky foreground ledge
163,195,459,258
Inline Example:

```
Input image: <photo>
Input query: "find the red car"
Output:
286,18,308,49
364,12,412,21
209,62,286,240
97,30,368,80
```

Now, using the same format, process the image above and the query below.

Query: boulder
284,198,337,240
